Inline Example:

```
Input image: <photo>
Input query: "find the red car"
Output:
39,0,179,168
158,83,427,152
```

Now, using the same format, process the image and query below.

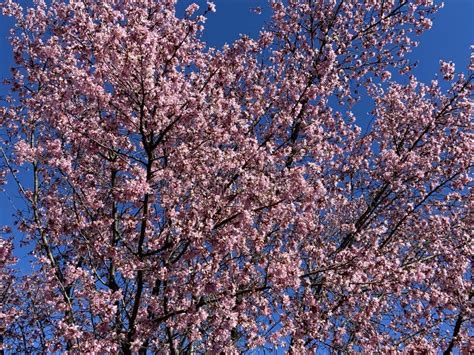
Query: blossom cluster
0,0,472,353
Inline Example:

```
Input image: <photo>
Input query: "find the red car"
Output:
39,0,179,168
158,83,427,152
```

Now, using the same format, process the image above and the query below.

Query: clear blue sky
0,0,473,260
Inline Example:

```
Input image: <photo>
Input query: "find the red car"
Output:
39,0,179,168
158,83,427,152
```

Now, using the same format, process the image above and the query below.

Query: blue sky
0,0,473,259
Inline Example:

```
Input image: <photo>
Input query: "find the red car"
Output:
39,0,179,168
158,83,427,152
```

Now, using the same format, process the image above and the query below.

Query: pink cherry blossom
440,60,456,80
0,0,471,353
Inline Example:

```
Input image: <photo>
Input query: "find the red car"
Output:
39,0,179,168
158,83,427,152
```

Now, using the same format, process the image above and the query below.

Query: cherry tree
0,0,472,353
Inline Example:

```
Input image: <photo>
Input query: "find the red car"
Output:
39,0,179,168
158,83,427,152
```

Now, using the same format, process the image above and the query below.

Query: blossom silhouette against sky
0,0,472,353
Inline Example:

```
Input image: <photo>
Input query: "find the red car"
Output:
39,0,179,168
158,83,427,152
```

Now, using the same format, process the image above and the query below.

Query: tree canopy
0,0,472,353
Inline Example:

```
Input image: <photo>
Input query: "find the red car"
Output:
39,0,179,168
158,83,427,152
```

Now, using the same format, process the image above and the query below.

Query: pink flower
185,3,199,16
381,70,392,81
439,60,455,80
207,1,216,13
